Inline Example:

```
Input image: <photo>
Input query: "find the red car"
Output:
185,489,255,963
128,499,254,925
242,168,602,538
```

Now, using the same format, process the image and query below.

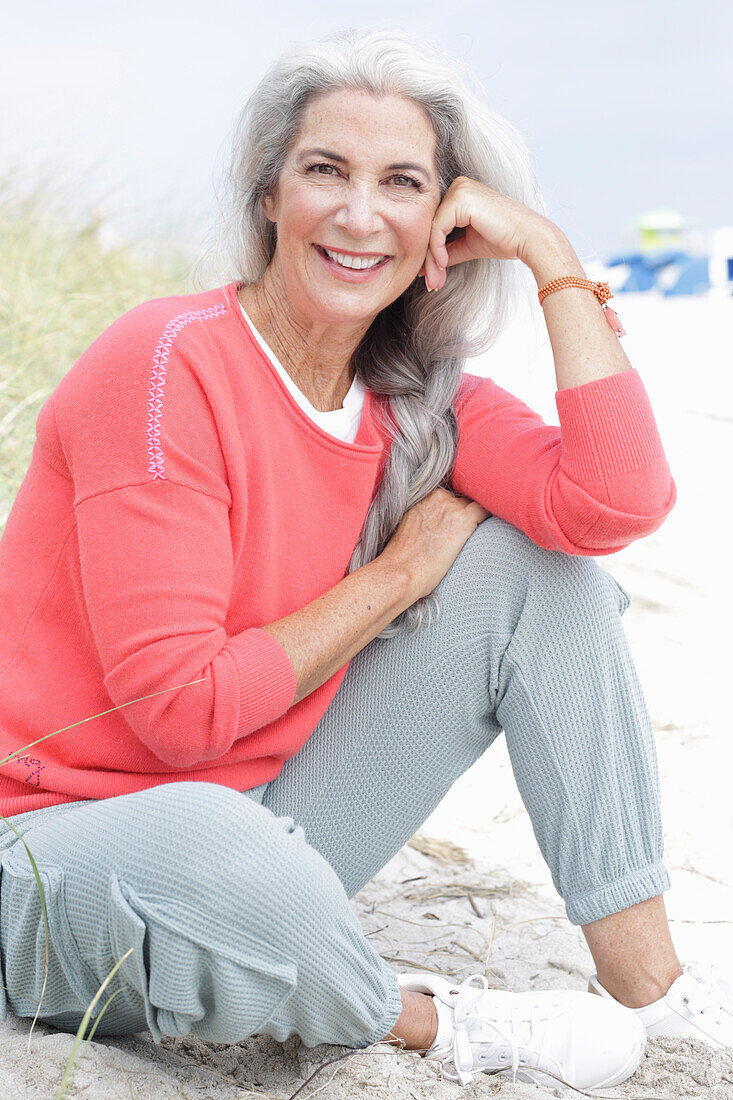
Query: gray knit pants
0,517,670,1049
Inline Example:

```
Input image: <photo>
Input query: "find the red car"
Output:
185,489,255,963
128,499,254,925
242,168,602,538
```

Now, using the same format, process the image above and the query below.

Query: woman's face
262,88,442,327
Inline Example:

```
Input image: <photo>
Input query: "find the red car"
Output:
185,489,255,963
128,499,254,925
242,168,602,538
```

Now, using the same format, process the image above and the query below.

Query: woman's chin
305,290,389,324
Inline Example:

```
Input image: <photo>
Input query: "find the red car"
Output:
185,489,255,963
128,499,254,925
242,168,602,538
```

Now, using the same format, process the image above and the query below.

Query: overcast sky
1,0,730,264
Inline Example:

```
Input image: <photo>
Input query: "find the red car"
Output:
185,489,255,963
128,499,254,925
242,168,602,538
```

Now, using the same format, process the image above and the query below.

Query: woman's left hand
418,176,554,291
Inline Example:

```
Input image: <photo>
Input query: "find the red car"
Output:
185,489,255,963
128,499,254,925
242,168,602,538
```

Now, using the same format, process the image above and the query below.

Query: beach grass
0,177,195,1097
0,172,190,537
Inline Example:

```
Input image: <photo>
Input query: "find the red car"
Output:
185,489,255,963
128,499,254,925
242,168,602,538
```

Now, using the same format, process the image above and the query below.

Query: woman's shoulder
50,285,234,456
89,284,231,358
48,285,235,500
55,284,233,400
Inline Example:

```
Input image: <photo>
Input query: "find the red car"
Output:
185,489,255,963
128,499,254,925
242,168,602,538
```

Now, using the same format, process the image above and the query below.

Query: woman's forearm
259,558,415,705
522,224,634,392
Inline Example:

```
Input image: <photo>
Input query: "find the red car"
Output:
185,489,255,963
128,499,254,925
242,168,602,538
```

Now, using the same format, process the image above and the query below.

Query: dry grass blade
0,814,52,1048
55,949,133,1099
0,678,207,766
285,1040,412,1100
380,957,449,975
158,1057,285,1098
466,891,483,917
402,882,507,903
406,834,470,863
450,939,483,961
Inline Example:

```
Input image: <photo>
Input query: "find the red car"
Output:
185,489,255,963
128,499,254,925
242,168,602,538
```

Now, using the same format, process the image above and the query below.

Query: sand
1,290,731,1098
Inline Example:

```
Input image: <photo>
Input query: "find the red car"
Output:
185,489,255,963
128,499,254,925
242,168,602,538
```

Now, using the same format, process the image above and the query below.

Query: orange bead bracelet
537,276,626,337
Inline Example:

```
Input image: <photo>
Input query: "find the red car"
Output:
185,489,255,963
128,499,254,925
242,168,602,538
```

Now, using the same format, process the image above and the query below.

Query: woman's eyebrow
297,148,431,179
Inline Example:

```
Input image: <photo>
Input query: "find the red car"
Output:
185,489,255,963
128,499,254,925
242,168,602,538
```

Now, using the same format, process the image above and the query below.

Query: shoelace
686,961,733,1009
436,973,552,1087
680,962,732,1023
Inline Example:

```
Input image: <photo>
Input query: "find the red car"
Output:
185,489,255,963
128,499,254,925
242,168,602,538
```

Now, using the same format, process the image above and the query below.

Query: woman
0,26,730,1093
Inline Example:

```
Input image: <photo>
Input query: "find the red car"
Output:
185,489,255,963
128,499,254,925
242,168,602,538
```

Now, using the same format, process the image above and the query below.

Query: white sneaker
588,959,733,1048
397,970,647,1089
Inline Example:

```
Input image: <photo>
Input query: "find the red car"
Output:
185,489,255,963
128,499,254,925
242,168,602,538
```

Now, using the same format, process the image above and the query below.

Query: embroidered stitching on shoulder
147,303,228,480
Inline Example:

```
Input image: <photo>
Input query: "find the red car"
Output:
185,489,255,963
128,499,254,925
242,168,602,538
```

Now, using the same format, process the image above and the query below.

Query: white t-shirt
239,304,366,444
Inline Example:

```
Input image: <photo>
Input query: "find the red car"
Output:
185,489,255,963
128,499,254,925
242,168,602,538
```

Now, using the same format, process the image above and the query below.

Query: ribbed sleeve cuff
555,368,668,485
227,627,298,736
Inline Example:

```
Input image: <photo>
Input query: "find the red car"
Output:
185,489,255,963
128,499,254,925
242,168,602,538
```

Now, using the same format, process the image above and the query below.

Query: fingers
421,241,447,291
419,176,480,290
422,189,466,291
428,220,449,290
443,235,476,268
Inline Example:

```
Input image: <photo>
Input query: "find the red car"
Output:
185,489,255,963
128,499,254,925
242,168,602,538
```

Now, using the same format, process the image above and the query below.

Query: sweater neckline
238,301,367,426
224,281,384,457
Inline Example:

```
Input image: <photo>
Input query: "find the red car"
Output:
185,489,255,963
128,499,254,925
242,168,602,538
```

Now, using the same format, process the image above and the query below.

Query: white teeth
323,247,385,270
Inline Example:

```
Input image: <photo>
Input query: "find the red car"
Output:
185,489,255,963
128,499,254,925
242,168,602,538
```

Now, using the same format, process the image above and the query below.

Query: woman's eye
306,164,420,189
308,163,338,176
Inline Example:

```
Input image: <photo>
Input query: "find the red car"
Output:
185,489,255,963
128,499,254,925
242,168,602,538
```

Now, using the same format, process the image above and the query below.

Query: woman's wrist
520,223,587,289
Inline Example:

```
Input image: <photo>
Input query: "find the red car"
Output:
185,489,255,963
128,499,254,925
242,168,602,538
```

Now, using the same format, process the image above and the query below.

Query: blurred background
1,0,731,264
1,0,732,989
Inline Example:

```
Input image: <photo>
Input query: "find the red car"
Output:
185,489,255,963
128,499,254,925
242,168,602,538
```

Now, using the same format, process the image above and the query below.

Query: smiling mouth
315,244,392,271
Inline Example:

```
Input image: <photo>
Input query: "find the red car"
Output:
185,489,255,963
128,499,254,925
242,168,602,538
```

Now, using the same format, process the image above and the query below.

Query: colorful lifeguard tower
605,209,733,297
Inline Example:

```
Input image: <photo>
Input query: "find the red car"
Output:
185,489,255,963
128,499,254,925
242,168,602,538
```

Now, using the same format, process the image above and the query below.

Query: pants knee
435,516,630,646
130,782,344,920
104,783,372,1044
436,516,557,631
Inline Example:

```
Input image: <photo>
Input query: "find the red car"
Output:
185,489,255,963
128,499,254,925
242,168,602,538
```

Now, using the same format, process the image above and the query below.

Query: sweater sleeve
450,367,677,555
54,301,297,768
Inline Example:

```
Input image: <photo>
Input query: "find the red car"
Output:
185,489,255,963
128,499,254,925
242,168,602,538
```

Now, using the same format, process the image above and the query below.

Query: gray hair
193,25,546,638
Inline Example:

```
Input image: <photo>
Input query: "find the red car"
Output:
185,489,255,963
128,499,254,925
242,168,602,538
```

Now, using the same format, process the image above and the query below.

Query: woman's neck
237,275,364,412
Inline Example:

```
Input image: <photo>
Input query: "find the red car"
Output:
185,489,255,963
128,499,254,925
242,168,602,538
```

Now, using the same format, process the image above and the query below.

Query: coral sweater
0,280,676,817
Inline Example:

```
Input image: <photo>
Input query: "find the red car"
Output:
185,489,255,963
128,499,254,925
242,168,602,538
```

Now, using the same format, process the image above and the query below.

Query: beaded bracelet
537,276,626,338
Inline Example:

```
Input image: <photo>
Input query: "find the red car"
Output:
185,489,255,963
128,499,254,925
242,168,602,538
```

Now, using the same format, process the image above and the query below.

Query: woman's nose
332,184,383,238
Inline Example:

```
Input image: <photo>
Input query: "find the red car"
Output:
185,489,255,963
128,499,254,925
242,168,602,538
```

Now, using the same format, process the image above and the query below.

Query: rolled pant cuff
565,863,672,926
354,970,405,1049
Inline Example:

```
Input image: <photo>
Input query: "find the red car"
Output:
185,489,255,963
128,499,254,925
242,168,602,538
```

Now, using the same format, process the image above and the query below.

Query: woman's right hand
378,486,490,602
